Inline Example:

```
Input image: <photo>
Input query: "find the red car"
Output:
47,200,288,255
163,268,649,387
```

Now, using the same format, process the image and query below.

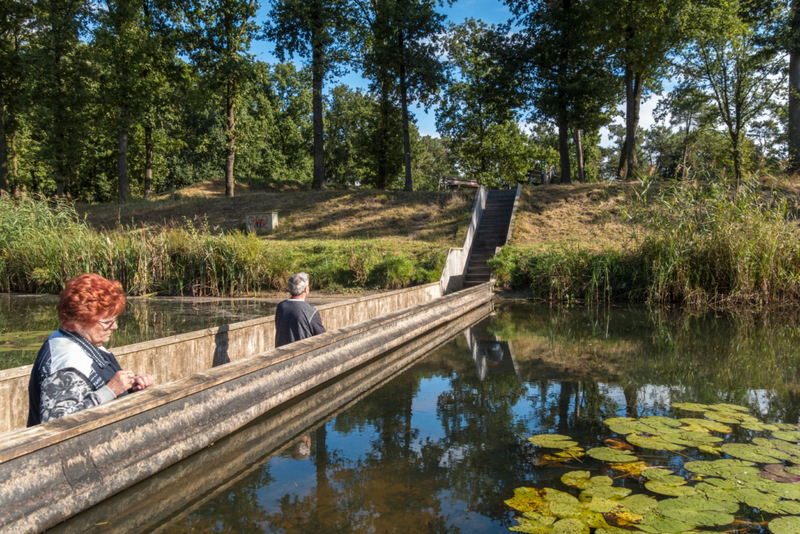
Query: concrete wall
48,302,493,534
0,282,493,534
440,186,487,294
0,283,442,434
505,183,523,245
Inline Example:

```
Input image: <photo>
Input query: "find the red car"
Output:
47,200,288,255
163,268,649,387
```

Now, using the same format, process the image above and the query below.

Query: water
50,302,800,533
0,294,280,370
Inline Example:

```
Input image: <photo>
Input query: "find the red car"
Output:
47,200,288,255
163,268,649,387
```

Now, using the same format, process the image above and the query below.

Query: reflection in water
49,302,800,533
0,294,279,370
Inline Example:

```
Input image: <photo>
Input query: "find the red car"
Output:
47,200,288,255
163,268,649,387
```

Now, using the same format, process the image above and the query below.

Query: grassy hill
78,179,474,246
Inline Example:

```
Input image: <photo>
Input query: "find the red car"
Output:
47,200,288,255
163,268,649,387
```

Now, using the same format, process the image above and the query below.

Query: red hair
57,274,126,329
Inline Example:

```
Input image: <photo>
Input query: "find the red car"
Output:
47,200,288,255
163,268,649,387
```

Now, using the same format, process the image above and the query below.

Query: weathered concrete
440,186,487,294
0,283,441,434
0,282,492,534
505,183,523,245
48,302,493,534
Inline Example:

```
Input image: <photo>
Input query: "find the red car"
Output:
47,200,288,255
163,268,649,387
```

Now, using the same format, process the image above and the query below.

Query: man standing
275,272,326,348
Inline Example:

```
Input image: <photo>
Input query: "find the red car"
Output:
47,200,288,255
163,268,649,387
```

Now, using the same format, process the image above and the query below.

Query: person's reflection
292,435,312,460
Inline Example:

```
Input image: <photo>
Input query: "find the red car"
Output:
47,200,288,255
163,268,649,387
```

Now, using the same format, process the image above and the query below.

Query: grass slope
79,179,474,246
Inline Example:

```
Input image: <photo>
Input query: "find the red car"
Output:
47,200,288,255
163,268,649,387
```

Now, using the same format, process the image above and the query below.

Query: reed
0,196,446,296
491,176,800,308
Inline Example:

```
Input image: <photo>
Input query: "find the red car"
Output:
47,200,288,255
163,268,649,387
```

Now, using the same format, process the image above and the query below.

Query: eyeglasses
97,317,119,328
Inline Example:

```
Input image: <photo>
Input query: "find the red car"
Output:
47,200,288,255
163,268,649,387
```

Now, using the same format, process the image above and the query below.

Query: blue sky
249,0,661,143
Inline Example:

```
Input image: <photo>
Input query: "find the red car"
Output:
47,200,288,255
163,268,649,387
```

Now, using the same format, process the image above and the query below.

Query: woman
27,273,154,426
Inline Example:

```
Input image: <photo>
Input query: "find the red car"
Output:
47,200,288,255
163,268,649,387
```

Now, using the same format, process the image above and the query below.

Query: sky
249,0,663,145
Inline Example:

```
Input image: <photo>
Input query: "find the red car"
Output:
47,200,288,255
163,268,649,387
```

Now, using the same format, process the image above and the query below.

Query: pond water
0,294,280,370
50,302,800,533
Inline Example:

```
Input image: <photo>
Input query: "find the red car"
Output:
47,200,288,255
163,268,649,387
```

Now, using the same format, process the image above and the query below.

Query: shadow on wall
213,326,230,367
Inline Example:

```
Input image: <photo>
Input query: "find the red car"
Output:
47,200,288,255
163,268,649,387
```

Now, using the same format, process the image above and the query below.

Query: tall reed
491,176,800,308
0,196,446,295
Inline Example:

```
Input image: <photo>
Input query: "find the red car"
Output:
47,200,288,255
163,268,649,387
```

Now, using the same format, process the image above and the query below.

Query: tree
436,19,518,185
324,84,371,185
28,0,94,197
600,0,688,179
505,0,618,185
412,135,455,190
355,0,447,191
0,0,33,193
266,0,352,189
183,0,259,197
679,2,786,184
788,0,800,171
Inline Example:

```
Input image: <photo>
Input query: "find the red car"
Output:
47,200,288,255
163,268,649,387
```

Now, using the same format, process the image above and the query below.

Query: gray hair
287,272,310,296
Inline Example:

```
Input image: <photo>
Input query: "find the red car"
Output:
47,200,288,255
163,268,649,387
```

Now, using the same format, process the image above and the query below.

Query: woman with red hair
27,273,154,426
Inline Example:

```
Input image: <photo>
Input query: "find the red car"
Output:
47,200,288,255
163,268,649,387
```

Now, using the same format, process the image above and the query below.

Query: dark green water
49,302,800,534
0,294,279,370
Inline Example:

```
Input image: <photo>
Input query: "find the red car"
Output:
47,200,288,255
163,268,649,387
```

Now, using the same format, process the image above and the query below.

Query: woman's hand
131,374,154,391
107,369,135,396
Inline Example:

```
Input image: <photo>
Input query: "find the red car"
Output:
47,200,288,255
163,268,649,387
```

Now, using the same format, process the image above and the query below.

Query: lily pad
672,402,712,412
703,411,741,424
641,468,676,481
721,443,790,463
758,464,800,483
678,418,732,433
626,433,686,452
587,447,638,463
636,515,694,533
644,480,698,497
684,459,756,477
769,516,800,534
529,434,580,449
772,429,800,442
639,416,683,428
607,461,650,478
579,485,632,501
708,403,749,413
606,420,661,436
657,496,738,527
743,422,780,432
620,494,659,515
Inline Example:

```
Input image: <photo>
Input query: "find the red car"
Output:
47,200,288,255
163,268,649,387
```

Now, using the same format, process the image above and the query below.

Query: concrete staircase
463,189,517,288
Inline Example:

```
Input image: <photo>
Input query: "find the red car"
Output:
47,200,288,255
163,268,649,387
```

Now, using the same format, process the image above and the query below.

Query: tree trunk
144,124,153,199
11,131,18,193
311,28,325,190
399,32,413,192
789,0,800,172
619,66,643,179
732,136,742,188
574,129,585,183
55,170,64,198
558,117,571,184
225,76,235,198
681,119,690,180
117,106,131,202
376,84,391,189
0,87,7,192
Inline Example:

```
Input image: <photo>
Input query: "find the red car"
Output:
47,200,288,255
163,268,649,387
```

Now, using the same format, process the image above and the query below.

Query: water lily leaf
703,411,741,424
684,459,756,477
579,485,632,501
604,417,638,425
758,464,800,483
672,402,712,412
607,420,661,436
607,461,650,478
775,423,798,431
529,434,580,449
786,465,800,476
708,403,749,413
644,480,698,497
743,422,780,432
753,437,776,447
636,516,695,533
640,416,683,428
772,430,800,442
771,440,800,456
641,468,676,481
769,516,800,534
678,418,732,433
511,513,555,533
627,433,686,452
697,445,723,455
694,482,740,503
721,443,790,463
587,447,638,463
506,487,557,514
657,496,738,527
761,500,800,514
620,494,659,515
666,429,723,444
554,448,586,459
560,471,591,488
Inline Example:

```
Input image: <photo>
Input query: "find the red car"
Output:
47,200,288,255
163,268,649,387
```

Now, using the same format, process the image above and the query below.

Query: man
274,272,326,348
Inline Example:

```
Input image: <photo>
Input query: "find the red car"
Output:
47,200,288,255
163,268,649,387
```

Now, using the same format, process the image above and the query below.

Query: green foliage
491,178,800,307
0,196,446,294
